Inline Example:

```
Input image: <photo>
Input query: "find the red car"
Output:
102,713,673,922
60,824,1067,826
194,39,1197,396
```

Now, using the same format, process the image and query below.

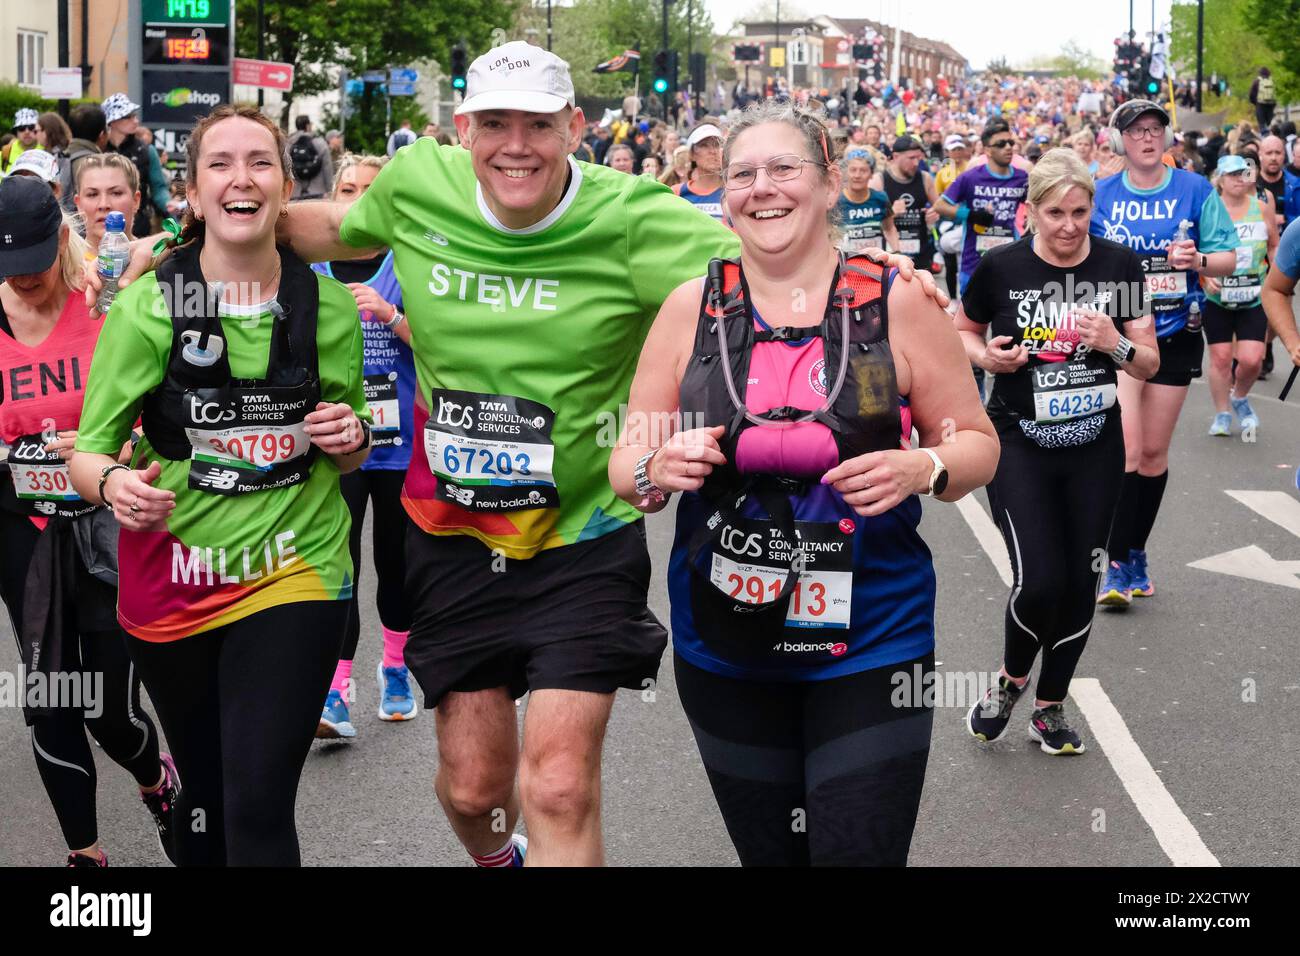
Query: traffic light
689,51,706,98
450,44,468,92
652,49,671,95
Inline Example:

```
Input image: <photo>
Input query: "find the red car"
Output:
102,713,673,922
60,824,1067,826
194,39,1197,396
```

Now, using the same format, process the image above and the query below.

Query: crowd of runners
3,40,1300,868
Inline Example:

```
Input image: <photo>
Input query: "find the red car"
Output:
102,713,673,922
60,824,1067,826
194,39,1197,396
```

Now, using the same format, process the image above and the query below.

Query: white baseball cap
9,149,59,183
687,124,724,148
944,134,969,151
455,41,575,116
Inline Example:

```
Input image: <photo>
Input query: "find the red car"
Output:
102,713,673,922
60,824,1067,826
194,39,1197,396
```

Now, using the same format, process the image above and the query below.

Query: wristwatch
1198,253,1208,270
385,307,406,329
98,463,130,505
1111,334,1136,365
920,448,949,497
634,449,666,505
350,419,372,453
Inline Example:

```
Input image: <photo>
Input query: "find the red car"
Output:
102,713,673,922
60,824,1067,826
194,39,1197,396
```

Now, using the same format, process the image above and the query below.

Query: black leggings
674,650,934,866
0,508,161,852
340,468,412,661
127,601,344,866
988,423,1125,702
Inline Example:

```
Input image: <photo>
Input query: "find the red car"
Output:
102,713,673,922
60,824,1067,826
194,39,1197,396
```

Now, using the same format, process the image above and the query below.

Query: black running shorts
1147,326,1204,387
403,521,668,707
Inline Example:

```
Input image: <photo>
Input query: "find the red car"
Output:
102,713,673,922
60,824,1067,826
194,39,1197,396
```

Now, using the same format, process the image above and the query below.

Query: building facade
734,15,967,93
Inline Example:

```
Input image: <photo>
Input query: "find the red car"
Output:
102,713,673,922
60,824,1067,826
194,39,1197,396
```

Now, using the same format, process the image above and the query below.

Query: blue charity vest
1091,168,1214,338
313,252,416,470
676,180,726,221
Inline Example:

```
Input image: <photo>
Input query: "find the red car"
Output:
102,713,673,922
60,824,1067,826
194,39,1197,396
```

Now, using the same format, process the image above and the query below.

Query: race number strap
184,386,314,495
706,516,854,629
974,227,1014,254
364,372,402,446
424,389,559,512
4,433,97,518
688,485,803,614
1031,361,1117,424
1145,269,1188,299
898,237,921,255
1221,274,1262,305
8,435,80,502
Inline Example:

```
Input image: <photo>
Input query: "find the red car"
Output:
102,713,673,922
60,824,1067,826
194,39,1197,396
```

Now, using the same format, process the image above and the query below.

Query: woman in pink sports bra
609,101,999,866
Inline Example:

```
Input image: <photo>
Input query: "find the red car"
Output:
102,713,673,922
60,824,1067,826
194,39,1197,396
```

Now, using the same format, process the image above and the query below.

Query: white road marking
1188,545,1300,589
1070,679,1221,867
955,494,1012,586
951,493,1218,866
1225,489,1300,539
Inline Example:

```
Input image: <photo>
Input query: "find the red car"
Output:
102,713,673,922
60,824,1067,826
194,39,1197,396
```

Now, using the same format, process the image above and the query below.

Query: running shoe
376,662,419,722
66,850,108,867
1028,704,1086,755
140,752,181,865
1208,412,1232,436
965,675,1027,743
1260,341,1274,380
1127,549,1154,598
317,689,356,739
1096,561,1132,607
511,833,528,867
1231,395,1259,433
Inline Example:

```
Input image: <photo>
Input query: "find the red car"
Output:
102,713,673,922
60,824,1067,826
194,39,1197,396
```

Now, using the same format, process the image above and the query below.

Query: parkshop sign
141,70,229,124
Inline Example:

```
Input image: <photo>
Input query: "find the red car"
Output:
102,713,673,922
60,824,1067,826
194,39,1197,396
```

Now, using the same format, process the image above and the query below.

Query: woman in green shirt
70,105,370,866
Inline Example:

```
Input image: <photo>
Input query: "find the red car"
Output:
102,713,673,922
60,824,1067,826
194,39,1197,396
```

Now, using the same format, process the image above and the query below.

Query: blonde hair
58,214,90,293
1026,148,1095,230
74,152,141,194
331,153,388,199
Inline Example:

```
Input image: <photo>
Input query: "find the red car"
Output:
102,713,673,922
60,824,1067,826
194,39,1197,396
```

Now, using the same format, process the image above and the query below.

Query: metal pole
688,0,694,115
57,0,69,119
1195,0,1204,111
547,0,553,52
1129,0,1134,36
257,0,265,108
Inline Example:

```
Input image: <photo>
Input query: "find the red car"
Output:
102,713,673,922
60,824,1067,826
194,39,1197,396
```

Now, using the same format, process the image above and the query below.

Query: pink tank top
734,317,911,478
0,291,101,442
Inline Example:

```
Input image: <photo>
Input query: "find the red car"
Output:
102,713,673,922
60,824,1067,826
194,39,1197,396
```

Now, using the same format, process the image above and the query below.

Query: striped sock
471,839,516,868
331,660,353,699
382,628,409,669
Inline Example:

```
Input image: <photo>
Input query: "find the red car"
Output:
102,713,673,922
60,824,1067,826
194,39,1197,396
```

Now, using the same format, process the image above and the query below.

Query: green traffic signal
452,77,466,90
1146,80,1159,94
653,77,669,94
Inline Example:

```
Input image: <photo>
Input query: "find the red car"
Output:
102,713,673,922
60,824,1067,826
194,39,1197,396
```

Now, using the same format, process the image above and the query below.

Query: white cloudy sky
703,0,1176,68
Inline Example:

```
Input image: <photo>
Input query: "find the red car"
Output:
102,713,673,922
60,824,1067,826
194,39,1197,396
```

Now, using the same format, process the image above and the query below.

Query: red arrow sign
233,57,295,92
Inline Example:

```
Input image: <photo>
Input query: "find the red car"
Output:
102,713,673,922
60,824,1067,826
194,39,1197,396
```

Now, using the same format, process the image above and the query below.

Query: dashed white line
955,494,1012,586
1069,679,1221,867
952,492,1218,867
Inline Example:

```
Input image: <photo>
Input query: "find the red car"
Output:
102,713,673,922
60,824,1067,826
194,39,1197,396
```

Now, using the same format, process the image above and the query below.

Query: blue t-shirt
836,188,892,251
1275,217,1300,279
311,253,416,470
1091,167,1238,337
943,164,1029,278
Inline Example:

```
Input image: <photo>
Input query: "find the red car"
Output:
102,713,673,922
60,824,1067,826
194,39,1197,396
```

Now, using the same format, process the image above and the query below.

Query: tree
986,56,1011,74
1171,0,1298,115
233,0,514,136
514,0,717,101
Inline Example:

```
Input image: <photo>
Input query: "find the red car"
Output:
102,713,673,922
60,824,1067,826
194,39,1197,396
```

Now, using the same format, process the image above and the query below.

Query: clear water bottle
1172,219,1192,246
1186,298,1203,333
95,211,131,315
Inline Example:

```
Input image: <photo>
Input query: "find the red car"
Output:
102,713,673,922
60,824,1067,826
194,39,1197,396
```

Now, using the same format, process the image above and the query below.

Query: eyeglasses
724,155,827,190
987,139,1015,149
1124,125,1165,141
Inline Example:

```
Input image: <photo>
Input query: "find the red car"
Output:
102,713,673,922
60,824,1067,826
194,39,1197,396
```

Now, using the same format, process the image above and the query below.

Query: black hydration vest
676,254,903,646
141,242,323,495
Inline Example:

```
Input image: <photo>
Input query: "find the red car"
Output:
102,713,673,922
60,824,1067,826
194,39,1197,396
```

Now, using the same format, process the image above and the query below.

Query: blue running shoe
1209,412,1231,436
1127,549,1154,598
511,833,528,867
377,662,419,722
317,689,356,739
1096,560,1132,608
1231,395,1259,434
